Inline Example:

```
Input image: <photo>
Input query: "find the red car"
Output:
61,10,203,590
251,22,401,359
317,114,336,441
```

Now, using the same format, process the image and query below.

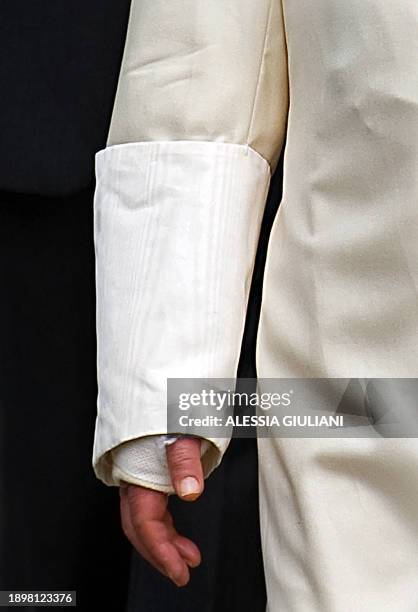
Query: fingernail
178,477,200,500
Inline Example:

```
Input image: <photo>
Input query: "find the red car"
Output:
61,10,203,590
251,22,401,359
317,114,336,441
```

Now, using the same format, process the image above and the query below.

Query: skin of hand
119,437,204,587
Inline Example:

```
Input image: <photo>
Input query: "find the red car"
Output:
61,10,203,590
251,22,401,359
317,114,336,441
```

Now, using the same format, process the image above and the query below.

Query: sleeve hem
92,140,270,486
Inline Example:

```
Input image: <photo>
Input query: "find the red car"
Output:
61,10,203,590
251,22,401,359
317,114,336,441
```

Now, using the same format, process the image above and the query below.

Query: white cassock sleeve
92,0,289,487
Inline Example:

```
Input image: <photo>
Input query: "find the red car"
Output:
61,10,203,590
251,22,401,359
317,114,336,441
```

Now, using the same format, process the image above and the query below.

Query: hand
119,436,204,587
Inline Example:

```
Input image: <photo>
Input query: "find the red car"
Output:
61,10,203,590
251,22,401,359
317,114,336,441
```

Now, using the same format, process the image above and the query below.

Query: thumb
166,437,204,502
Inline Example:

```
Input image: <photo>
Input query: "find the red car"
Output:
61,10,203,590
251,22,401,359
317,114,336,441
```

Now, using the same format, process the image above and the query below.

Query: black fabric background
0,190,131,610
0,0,131,196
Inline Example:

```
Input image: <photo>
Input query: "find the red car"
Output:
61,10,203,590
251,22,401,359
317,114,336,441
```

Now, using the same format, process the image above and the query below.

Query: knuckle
131,514,146,535
169,445,198,467
150,541,170,565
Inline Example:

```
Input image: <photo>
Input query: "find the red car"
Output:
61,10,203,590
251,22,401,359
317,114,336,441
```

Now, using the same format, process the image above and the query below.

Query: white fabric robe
92,1,418,609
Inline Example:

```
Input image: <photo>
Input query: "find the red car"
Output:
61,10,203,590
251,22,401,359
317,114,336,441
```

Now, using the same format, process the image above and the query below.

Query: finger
173,534,202,568
144,525,191,587
126,486,191,586
166,437,204,501
119,487,166,575
126,485,168,522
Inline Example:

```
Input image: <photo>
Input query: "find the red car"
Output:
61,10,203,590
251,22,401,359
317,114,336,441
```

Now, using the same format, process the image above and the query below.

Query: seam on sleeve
246,0,274,152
